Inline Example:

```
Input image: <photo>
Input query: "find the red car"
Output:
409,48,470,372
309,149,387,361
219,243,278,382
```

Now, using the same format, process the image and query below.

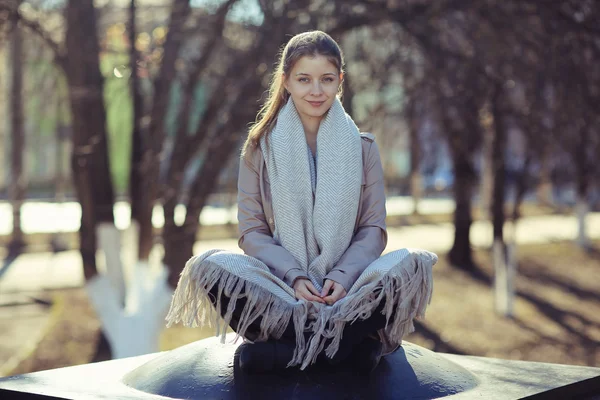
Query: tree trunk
8,17,26,254
127,0,154,261
141,0,191,225
448,147,475,269
575,195,589,248
536,147,553,206
511,150,531,222
491,85,506,243
127,0,191,267
164,122,245,288
51,122,70,253
342,73,354,117
493,238,515,317
407,97,422,215
65,0,116,360
574,129,590,249
65,0,115,279
164,223,196,288
490,84,515,317
88,222,173,358
433,70,479,270
479,103,494,222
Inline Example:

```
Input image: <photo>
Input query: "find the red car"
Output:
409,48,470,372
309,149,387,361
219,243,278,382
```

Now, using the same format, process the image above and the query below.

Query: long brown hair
241,30,345,160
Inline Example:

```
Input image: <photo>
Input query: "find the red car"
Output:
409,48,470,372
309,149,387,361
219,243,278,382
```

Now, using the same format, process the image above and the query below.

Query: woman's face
284,55,342,123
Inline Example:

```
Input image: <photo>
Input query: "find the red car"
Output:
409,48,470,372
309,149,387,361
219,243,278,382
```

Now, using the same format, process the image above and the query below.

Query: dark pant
208,285,388,362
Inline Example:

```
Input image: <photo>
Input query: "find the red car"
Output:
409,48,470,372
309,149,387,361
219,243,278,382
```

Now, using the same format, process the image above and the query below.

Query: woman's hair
241,30,344,160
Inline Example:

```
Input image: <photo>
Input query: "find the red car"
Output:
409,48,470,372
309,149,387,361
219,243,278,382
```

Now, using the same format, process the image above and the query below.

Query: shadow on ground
0,251,21,280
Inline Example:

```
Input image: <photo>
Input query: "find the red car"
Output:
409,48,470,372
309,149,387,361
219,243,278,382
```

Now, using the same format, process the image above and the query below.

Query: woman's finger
306,281,323,298
300,285,325,303
324,285,347,305
303,291,325,303
323,291,338,305
320,280,333,297
308,293,325,303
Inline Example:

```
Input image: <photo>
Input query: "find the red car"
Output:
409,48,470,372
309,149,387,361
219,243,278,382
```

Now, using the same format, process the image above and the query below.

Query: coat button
268,217,274,225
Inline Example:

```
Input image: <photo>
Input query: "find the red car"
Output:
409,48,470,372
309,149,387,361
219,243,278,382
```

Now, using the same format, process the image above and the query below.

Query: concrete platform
0,335,599,399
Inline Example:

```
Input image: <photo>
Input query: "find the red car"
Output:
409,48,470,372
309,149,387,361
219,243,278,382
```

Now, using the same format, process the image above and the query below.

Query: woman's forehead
291,55,339,75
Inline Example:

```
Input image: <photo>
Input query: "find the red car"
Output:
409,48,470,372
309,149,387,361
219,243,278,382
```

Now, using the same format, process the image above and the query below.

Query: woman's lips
307,100,325,108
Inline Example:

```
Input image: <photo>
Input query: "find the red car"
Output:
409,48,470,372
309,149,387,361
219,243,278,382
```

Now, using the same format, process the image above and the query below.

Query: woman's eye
299,78,309,83
323,77,334,83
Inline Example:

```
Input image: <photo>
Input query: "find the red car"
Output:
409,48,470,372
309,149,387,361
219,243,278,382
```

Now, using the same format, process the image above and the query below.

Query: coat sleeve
324,140,388,292
237,149,308,287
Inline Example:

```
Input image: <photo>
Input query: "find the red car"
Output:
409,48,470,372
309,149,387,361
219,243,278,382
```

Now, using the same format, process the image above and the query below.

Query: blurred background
0,0,598,377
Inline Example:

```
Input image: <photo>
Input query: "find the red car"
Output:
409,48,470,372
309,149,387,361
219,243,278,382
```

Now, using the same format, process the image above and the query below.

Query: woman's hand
321,279,347,305
293,278,326,304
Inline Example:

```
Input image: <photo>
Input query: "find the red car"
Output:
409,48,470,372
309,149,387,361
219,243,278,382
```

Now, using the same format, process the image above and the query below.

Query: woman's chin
301,107,330,119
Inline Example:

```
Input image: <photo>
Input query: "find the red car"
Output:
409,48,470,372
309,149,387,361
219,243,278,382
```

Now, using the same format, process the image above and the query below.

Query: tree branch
327,0,467,37
161,0,239,203
0,3,66,67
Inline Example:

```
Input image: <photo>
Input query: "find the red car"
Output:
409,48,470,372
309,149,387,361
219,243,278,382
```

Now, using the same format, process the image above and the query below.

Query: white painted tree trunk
575,195,589,249
493,238,515,317
86,222,174,358
96,224,126,305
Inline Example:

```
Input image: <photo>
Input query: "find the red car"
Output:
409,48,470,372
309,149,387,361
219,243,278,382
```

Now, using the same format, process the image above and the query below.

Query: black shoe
351,337,383,374
238,340,295,373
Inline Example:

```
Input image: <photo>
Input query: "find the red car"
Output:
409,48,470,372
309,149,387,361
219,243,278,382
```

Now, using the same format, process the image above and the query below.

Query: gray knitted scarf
261,97,362,291
166,97,437,369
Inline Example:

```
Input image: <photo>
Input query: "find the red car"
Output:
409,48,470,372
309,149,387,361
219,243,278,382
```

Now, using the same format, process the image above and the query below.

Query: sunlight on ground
160,322,233,352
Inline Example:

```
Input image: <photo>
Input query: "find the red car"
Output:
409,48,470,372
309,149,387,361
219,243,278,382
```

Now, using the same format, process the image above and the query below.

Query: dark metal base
123,336,479,399
1,335,599,400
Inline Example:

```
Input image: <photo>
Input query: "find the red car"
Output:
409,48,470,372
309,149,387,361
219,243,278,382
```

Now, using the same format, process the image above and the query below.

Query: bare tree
547,12,600,249
8,9,25,255
128,0,150,260
130,0,192,262
64,0,116,279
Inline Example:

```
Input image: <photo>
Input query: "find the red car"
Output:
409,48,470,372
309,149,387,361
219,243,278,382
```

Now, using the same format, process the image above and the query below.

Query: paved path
0,197,455,235
1,212,598,294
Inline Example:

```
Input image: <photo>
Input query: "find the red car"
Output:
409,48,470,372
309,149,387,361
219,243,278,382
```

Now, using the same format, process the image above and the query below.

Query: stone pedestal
1,334,599,399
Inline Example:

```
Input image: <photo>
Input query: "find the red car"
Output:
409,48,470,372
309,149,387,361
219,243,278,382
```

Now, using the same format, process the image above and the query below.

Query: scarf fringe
298,252,434,369
166,251,434,370
166,255,300,346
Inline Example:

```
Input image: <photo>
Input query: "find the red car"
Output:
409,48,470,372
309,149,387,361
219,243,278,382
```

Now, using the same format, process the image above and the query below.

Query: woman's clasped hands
293,278,347,306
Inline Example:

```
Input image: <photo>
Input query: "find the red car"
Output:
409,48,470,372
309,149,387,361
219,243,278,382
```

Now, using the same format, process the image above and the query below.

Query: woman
166,31,437,374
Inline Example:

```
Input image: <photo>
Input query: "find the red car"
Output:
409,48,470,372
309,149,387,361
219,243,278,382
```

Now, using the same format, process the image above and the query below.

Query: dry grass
405,240,600,367
9,240,600,375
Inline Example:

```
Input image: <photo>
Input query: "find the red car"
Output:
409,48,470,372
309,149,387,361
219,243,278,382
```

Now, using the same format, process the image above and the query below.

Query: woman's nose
310,81,323,96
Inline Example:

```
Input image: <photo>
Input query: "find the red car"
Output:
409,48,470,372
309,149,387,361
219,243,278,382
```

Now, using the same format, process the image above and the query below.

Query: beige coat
237,133,388,291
